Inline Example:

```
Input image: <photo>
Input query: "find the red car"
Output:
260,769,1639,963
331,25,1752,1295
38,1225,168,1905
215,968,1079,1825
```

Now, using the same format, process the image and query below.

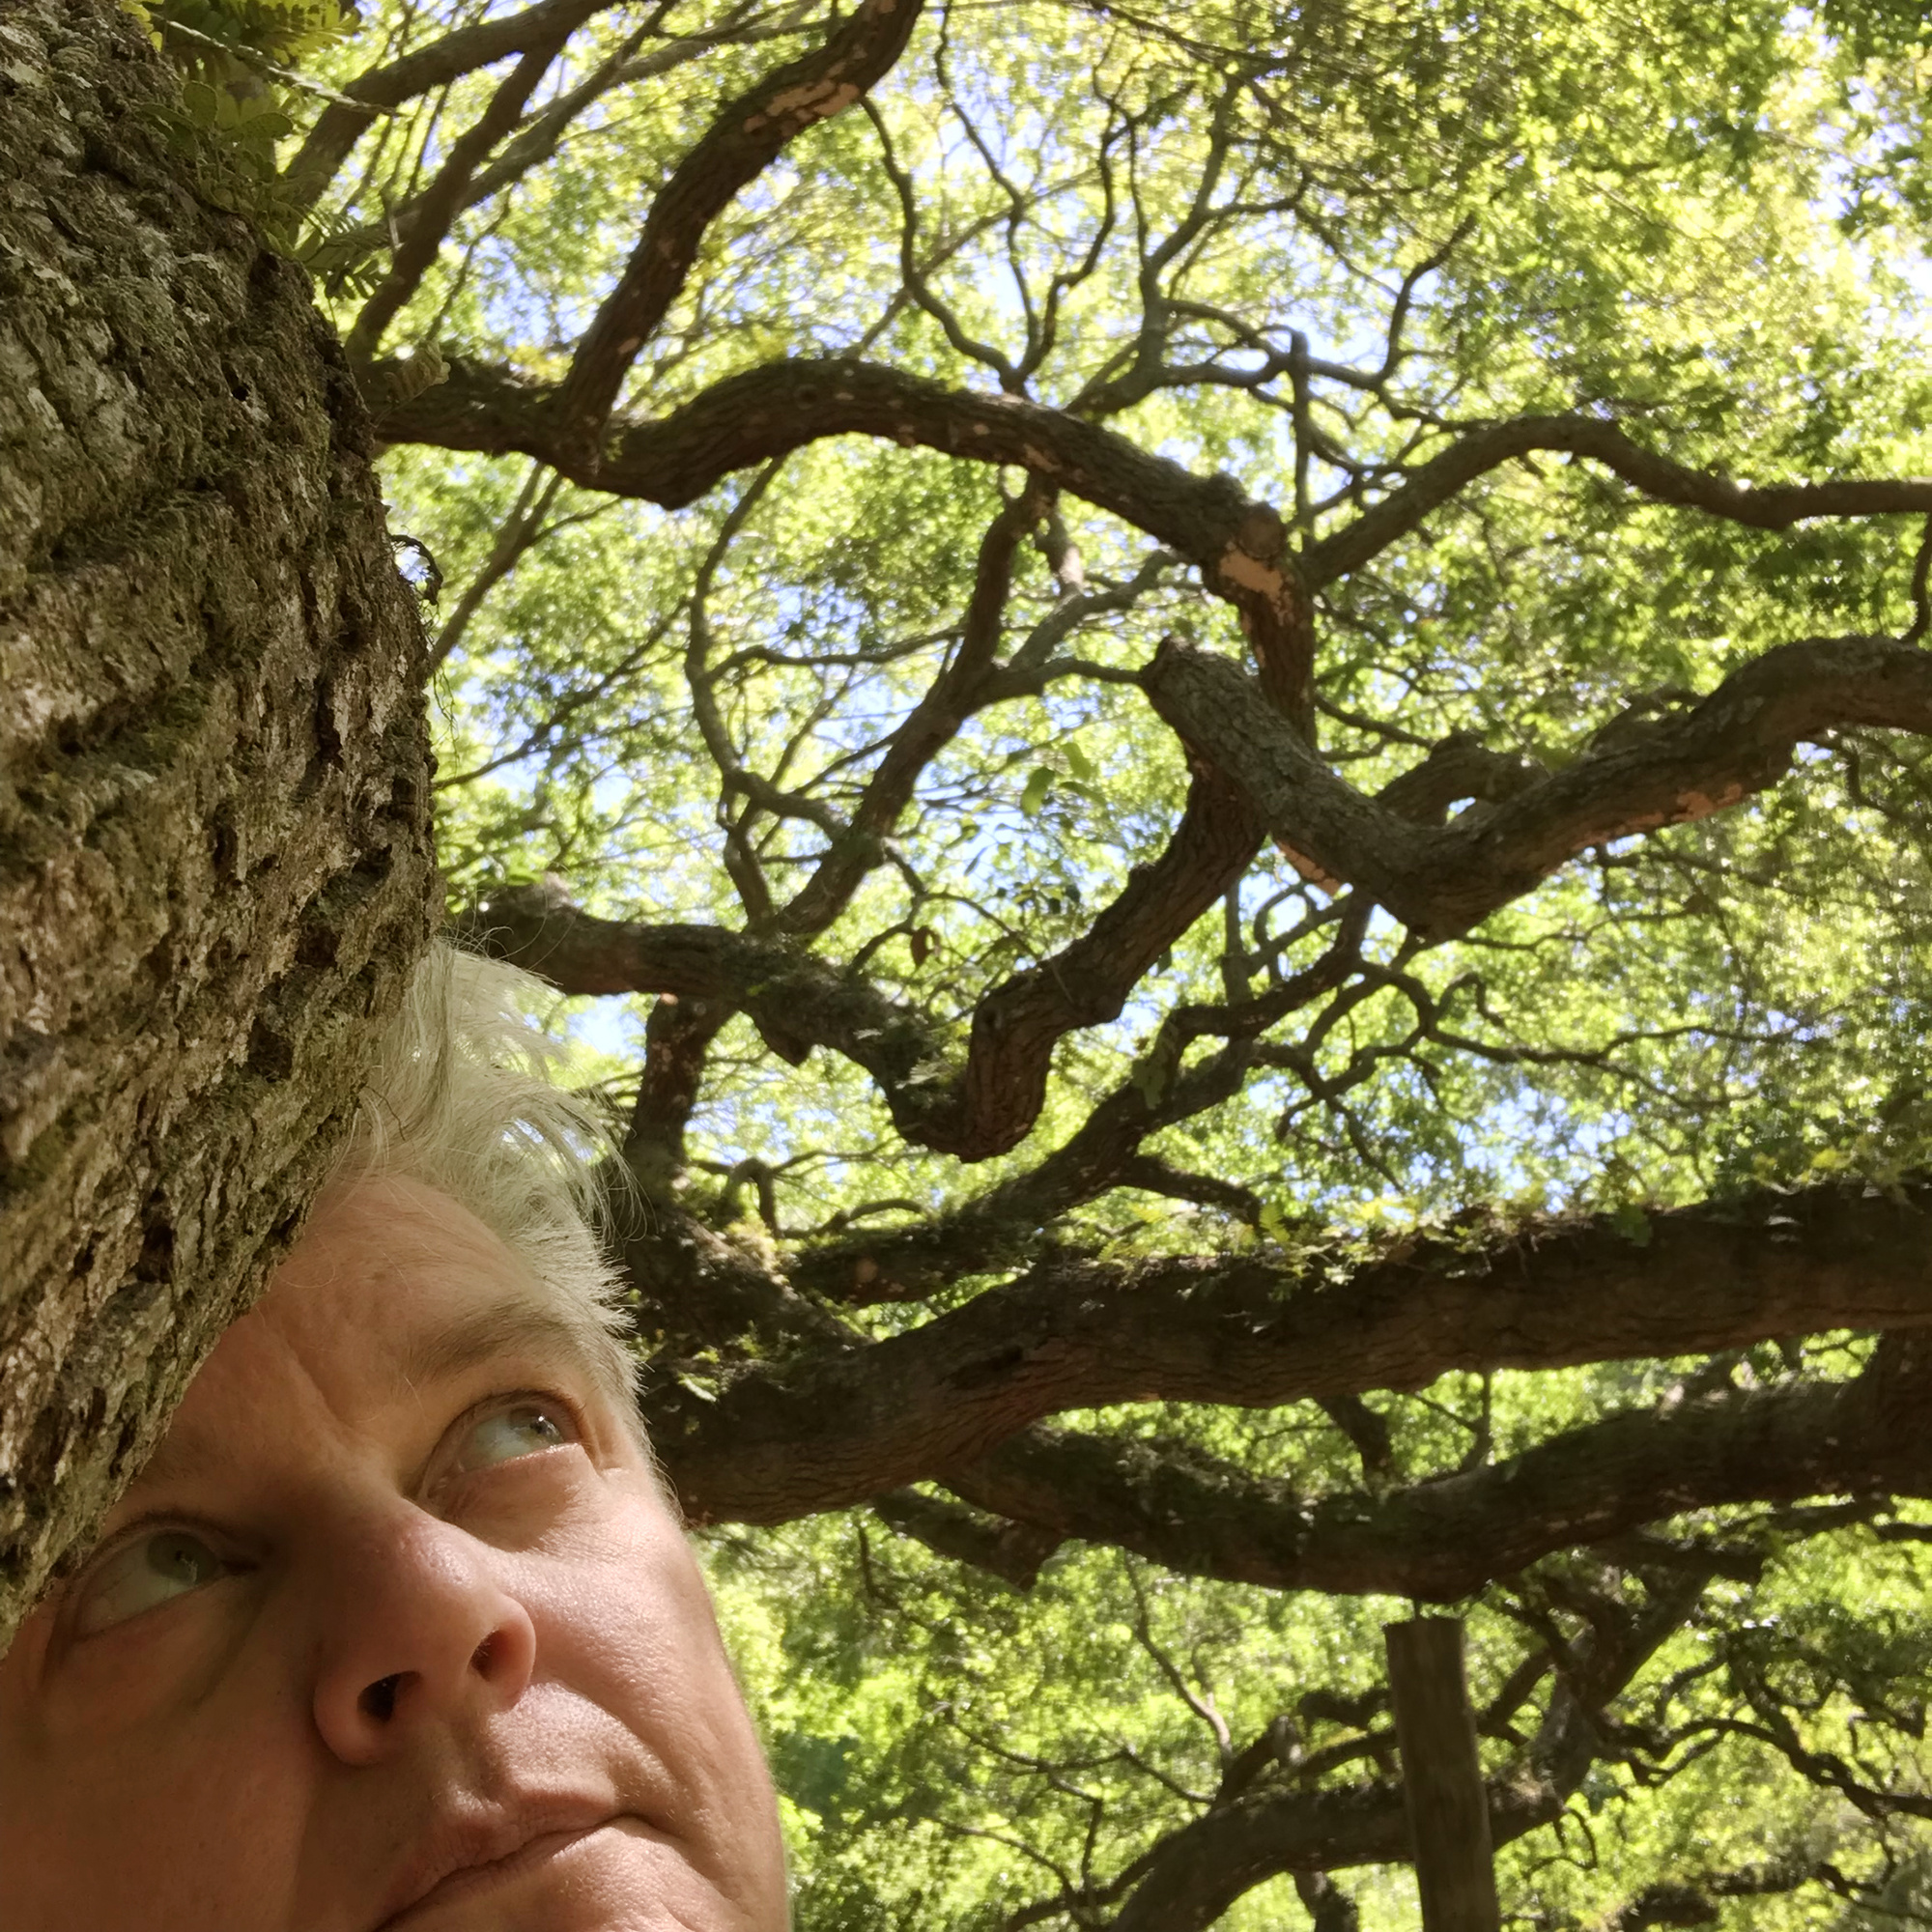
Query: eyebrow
117,1302,610,1513
397,1298,606,1395
121,1425,229,1501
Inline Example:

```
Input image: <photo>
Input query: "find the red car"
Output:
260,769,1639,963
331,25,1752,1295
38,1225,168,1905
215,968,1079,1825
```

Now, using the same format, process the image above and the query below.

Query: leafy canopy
181,0,1932,1919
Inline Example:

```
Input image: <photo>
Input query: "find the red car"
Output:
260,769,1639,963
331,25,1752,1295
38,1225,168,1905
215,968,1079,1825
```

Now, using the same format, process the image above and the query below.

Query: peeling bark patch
1276,840,1345,894
747,77,863,130
1673,781,1747,820
1215,542,1287,597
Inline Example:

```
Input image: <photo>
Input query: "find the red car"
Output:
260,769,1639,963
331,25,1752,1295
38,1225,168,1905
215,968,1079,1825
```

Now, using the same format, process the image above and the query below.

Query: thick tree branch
553,0,925,451
1115,1154,1263,1220
374,355,1309,637
1293,1873,1362,1932
461,882,952,1109
621,993,734,1195
621,1192,851,1355
1605,1865,1823,1930
1095,1777,1461,1932
871,1488,1064,1590
937,767,1262,1156
1145,635,1932,937
644,1176,1932,1525
1374,729,1546,825
941,1335,1932,1601
377,362,1932,657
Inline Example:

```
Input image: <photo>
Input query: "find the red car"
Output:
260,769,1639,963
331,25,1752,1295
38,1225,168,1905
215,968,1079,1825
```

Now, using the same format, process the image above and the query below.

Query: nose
309,1505,537,1766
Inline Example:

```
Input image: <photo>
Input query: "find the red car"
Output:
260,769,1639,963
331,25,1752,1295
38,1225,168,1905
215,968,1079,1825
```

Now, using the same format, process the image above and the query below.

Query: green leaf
1020,767,1053,814
1608,1204,1653,1247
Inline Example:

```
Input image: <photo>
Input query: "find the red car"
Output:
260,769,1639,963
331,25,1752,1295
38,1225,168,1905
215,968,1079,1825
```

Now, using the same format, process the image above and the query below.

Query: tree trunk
0,0,438,1649
1385,1618,1501,1931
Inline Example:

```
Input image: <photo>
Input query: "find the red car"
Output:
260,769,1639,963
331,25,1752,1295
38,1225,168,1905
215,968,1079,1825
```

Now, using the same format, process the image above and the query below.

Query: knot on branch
1378,732,1548,826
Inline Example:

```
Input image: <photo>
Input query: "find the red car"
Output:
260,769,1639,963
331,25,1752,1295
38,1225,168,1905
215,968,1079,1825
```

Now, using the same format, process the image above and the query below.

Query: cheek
519,1510,785,1918
528,1492,770,1776
0,1662,311,1931
25,1589,259,1746
541,1491,733,1684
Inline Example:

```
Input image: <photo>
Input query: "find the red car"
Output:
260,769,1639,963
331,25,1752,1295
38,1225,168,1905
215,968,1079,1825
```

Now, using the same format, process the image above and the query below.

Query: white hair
335,941,639,1419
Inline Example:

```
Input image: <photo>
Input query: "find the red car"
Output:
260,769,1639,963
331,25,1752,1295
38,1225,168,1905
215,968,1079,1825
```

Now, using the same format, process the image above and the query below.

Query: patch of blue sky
556,994,642,1061
698,1072,874,1181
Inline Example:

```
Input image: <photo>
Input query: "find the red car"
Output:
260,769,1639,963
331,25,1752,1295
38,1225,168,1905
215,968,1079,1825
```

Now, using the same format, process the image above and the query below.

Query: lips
373,1799,622,1929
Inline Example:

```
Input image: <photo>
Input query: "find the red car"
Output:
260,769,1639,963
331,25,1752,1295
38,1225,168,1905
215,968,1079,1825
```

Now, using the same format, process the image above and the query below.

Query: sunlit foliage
252,0,1932,1918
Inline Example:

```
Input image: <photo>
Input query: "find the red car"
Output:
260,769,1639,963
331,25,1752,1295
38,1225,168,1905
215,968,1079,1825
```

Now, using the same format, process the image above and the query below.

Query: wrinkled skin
0,1176,789,1931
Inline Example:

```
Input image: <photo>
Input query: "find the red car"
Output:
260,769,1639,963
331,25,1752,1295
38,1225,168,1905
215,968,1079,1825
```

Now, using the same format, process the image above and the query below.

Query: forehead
257,1171,564,1378
130,1176,591,1495
273,1171,526,1310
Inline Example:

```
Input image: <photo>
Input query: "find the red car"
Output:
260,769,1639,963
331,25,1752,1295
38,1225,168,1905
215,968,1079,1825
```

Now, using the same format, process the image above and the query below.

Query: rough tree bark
0,0,439,1649
1384,1619,1499,1932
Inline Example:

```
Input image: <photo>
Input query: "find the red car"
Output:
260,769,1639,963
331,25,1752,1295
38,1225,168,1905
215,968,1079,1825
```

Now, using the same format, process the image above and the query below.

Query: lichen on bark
0,0,438,1649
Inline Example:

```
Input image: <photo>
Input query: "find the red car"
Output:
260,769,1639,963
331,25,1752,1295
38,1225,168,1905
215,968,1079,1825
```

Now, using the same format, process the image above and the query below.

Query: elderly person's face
0,1176,787,1930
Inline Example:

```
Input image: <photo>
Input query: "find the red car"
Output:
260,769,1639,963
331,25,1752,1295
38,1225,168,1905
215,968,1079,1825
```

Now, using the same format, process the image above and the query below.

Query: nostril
469,1634,496,1675
359,1673,403,1722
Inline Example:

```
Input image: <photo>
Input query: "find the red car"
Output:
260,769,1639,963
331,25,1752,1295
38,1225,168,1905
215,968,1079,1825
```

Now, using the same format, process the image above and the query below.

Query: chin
386,1816,783,1932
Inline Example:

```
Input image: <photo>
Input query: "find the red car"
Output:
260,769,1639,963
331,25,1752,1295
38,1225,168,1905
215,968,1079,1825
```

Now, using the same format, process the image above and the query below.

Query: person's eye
70,1528,239,1637
451,1399,580,1476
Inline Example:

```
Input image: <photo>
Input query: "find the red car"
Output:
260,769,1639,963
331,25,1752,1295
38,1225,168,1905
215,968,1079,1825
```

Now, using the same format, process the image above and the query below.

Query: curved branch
282,0,628,207
940,1335,1932,1600
392,24,787,242
470,756,1258,1162
1145,635,1932,938
871,1488,1063,1590
1096,1776,1527,1932
553,0,926,449
429,462,566,673
621,992,734,1193
777,483,1043,938
461,881,950,1099
374,363,1932,757
377,363,1932,651
373,355,1306,631
1306,414,1932,586
345,34,566,359
646,1177,1932,1525
791,912,1367,1299
938,767,1263,1156
792,1038,1259,1298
